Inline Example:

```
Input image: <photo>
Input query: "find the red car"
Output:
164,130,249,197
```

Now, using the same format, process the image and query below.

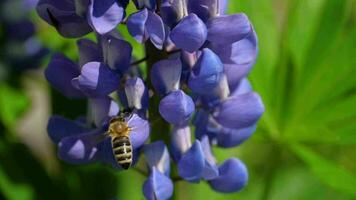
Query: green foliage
0,0,355,199
0,84,29,129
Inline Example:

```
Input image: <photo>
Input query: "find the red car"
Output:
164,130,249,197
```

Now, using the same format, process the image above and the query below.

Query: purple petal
209,158,248,193
125,77,149,110
127,114,150,149
170,13,207,53
146,11,166,49
127,9,148,43
159,90,195,126
219,0,228,14
102,36,132,74
143,167,174,200
47,115,90,144
89,97,120,127
212,30,258,90
88,0,124,35
200,136,219,180
187,0,219,22
199,74,230,108
77,38,103,67
188,48,224,95
217,124,257,148
44,53,84,98
73,62,119,97
193,109,210,140
171,126,192,161
36,0,92,38
231,78,252,97
151,58,182,96
96,137,122,169
178,140,205,182
160,0,184,27
58,130,102,164
213,92,264,129
207,14,251,45
143,141,170,175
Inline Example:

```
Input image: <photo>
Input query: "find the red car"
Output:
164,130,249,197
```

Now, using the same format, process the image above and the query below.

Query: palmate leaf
291,144,356,197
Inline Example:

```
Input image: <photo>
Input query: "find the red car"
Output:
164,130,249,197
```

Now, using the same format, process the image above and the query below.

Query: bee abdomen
112,136,132,170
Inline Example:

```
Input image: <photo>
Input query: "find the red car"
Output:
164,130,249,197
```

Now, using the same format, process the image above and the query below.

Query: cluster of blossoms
0,0,47,78
38,0,264,199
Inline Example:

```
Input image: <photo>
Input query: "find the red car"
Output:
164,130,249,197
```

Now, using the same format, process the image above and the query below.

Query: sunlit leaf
0,84,29,129
291,144,356,197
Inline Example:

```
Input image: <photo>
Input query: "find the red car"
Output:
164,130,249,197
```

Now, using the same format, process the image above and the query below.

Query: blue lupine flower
143,141,173,200
36,0,128,37
39,0,265,197
47,111,149,168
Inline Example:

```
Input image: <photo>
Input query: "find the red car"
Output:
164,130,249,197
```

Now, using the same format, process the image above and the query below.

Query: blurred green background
0,0,355,199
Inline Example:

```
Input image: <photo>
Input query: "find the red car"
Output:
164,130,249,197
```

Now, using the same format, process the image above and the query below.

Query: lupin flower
36,0,128,37
39,0,264,198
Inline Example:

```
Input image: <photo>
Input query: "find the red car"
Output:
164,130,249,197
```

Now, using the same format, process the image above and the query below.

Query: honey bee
107,112,133,170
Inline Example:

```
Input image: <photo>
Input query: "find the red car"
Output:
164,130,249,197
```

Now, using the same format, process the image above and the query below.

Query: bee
107,112,133,170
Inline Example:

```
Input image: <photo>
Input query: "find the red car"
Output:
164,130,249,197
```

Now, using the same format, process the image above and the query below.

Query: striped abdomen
112,136,132,170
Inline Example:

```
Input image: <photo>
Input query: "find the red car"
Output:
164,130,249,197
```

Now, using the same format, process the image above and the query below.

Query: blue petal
160,0,184,27
212,30,258,90
170,13,207,53
200,136,219,180
151,58,182,96
36,0,92,38
207,13,251,45
188,48,224,95
127,114,150,149
143,167,174,200
193,109,210,140
213,92,264,129
171,126,192,162
143,141,170,176
77,38,103,67
159,90,195,126
187,0,219,22
178,141,205,182
96,137,122,170
44,53,84,98
127,9,148,43
217,124,257,148
101,35,132,74
89,97,120,127
125,77,149,110
146,10,165,49
209,158,248,193
231,78,252,97
58,130,102,164
72,62,119,97
47,115,90,144
199,74,230,108
219,0,228,14
88,0,125,35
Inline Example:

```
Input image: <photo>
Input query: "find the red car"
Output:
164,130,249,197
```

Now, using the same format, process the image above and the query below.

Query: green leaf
0,84,29,129
291,144,356,197
0,166,34,200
